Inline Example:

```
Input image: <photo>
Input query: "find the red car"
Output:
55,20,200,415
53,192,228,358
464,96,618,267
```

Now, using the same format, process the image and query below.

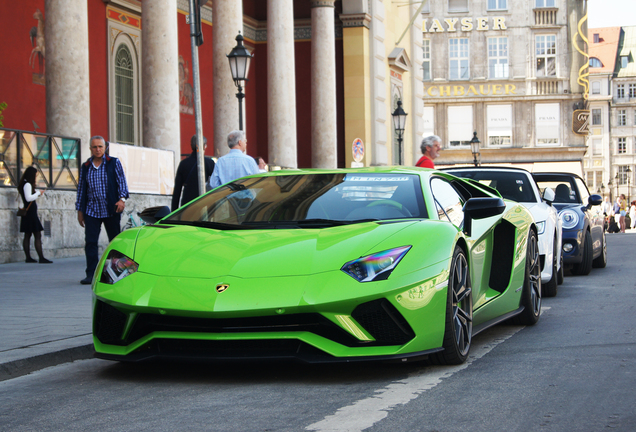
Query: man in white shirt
209,130,260,189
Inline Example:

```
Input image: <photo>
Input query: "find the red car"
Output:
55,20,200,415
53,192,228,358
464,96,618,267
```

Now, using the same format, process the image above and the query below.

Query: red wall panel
88,1,109,142
0,0,47,132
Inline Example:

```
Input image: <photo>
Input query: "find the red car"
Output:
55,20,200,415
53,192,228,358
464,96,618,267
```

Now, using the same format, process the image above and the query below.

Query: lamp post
470,131,481,167
608,179,613,204
615,173,620,202
600,183,605,198
227,32,253,131
627,167,632,203
391,100,407,165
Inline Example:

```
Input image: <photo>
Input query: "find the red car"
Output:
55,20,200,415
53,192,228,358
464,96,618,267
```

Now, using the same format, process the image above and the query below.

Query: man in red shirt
416,135,442,168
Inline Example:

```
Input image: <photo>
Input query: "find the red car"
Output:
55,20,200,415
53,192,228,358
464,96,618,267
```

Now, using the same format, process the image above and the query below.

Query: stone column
311,1,337,168
141,0,180,164
212,0,243,157
268,0,297,169
44,0,91,159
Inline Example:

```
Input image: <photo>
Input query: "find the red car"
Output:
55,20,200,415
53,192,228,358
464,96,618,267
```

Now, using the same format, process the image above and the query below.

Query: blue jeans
84,213,121,279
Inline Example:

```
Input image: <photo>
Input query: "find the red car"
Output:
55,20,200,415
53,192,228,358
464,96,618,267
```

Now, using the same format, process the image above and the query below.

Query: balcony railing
534,7,558,26
535,80,560,95
0,128,81,190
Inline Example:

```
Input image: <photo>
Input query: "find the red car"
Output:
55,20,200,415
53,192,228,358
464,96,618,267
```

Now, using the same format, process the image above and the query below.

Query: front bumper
562,228,583,265
92,268,450,363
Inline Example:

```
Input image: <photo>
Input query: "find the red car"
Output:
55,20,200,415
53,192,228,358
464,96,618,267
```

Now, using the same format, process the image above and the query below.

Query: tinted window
164,173,427,228
431,177,464,227
448,170,538,203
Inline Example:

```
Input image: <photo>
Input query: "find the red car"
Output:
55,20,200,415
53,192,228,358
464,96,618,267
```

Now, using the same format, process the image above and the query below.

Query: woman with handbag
18,166,52,263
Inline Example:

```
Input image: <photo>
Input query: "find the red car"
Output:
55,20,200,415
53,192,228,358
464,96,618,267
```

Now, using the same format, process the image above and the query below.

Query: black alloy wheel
431,246,473,365
514,230,541,326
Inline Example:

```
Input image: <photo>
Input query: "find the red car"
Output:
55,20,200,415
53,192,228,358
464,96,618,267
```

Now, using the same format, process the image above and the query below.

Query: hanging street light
227,31,253,131
470,131,481,167
391,100,407,165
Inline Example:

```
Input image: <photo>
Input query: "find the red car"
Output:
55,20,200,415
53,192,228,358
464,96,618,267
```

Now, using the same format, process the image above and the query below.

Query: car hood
132,221,420,278
522,202,556,223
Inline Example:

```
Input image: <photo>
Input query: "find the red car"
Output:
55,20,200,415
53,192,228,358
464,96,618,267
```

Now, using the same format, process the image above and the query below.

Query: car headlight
341,246,411,282
536,221,546,235
559,209,579,230
100,250,139,284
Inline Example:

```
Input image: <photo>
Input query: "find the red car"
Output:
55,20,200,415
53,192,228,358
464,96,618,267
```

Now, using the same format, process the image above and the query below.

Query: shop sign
423,17,507,33
424,84,519,97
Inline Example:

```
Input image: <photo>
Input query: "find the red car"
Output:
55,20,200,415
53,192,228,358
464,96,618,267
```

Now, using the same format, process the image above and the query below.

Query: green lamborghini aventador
92,167,541,365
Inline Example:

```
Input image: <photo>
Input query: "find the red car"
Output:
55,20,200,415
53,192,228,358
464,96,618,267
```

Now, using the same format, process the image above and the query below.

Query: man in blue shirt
209,130,259,189
75,136,129,285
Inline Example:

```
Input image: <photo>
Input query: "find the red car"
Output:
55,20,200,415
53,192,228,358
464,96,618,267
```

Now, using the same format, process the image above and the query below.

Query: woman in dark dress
18,166,52,263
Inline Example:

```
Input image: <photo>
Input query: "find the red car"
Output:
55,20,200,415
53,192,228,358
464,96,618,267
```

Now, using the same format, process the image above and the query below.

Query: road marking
305,324,531,432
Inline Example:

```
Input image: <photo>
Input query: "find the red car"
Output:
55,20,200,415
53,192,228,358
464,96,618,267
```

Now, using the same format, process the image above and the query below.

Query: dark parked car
533,172,606,275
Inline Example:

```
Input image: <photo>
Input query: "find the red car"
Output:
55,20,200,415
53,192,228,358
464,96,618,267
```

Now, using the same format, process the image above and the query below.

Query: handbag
17,201,33,217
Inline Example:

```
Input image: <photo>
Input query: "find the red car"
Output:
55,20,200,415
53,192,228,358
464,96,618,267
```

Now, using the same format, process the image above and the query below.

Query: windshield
448,170,538,203
534,176,581,204
162,173,427,228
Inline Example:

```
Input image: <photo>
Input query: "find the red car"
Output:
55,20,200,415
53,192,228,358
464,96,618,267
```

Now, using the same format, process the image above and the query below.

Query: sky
588,0,636,28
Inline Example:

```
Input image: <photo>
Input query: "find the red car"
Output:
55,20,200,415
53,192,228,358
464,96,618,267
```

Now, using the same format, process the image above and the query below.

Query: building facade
423,0,589,171
586,26,636,203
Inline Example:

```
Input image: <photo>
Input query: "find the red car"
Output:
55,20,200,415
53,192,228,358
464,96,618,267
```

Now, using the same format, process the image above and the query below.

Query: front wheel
571,231,593,276
430,246,473,365
592,231,607,268
514,230,541,326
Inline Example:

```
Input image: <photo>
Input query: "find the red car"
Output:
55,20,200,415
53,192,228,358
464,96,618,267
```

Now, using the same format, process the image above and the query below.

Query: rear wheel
571,231,593,276
514,230,541,326
557,250,564,285
430,246,473,365
542,237,558,297
592,231,607,268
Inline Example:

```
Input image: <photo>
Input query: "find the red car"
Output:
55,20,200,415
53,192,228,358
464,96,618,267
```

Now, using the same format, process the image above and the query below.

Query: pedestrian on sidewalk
171,135,215,211
18,166,52,263
208,130,259,189
75,136,129,285
416,135,442,168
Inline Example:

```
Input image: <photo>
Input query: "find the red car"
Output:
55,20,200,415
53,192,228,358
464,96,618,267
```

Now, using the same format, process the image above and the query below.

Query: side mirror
587,194,602,209
139,206,171,224
543,187,555,205
462,197,506,237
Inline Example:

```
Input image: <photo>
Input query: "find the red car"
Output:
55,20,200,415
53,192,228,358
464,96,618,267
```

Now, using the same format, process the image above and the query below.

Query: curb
0,344,95,382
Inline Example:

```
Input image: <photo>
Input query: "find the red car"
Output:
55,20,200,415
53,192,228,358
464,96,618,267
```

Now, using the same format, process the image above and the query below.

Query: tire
542,237,558,297
592,231,607,268
571,231,593,276
430,246,473,365
557,250,564,285
513,230,541,326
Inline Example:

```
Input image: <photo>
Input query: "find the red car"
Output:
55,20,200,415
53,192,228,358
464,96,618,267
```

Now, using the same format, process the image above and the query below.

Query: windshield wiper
226,182,247,191
162,220,250,230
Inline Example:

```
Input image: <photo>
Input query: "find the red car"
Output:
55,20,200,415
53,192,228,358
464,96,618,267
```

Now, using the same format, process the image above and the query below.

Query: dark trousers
84,213,121,278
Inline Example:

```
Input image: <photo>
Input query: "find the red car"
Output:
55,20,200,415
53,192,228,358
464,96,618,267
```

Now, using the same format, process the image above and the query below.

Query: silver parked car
443,167,563,296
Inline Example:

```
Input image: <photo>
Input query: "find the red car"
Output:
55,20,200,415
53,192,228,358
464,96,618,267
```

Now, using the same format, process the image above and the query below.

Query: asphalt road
1,234,634,432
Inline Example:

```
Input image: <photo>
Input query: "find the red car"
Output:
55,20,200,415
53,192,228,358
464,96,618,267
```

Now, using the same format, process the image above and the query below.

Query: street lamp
615,173,620,201
627,167,632,203
608,179,613,204
470,131,481,167
391,100,407,165
227,31,253,131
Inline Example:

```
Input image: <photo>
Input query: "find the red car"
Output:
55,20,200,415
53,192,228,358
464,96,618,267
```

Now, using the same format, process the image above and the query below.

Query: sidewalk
0,256,95,381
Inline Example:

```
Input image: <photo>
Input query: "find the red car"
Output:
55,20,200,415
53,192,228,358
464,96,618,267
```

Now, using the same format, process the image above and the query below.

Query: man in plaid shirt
75,136,129,285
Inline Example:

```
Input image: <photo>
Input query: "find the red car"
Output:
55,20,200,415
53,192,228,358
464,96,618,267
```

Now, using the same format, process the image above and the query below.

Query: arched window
589,57,603,68
115,45,135,145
